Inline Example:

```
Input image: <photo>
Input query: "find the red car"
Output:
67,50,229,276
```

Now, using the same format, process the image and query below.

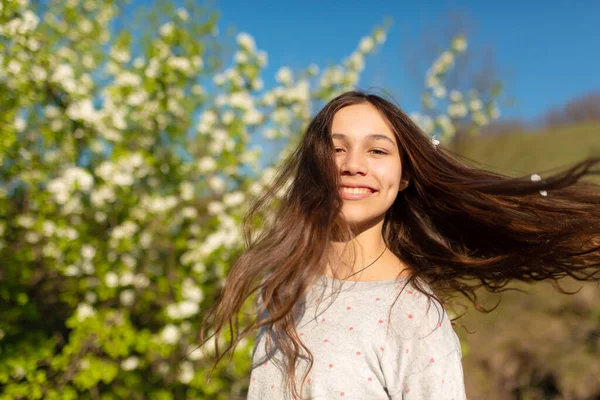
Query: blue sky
216,0,600,123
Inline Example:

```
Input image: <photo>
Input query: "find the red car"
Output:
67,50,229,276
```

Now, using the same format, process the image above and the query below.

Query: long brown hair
199,90,600,399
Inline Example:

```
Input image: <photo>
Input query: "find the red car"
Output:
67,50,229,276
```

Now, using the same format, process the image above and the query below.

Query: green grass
452,121,600,180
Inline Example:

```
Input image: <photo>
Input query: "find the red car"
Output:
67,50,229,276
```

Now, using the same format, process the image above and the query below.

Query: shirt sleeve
381,295,467,399
390,348,466,399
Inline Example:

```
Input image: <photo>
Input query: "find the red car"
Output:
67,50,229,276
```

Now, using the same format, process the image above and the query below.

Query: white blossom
182,207,198,219
31,65,47,82
447,103,467,118
160,22,174,37
198,157,217,173
359,37,374,53
276,67,293,85
182,278,204,302
374,29,386,43
115,71,142,87
85,292,97,303
472,112,488,126
223,191,245,208
121,356,139,371
234,51,248,64
187,345,204,361
81,245,96,259
229,92,253,110
110,48,131,63
469,99,483,112
120,289,135,306
439,51,454,66
207,201,225,215
178,361,195,384
452,36,467,52
192,84,204,96
42,220,56,236
222,110,235,125
449,90,463,102
252,78,264,91
263,128,277,140
66,99,100,123
75,303,95,321
425,74,440,89
7,60,21,75
168,57,192,74
105,272,119,288
177,8,189,21
17,215,35,229
257,50,268,67
180,182,194,201
160,324,181,344
111,221,138,240
133,57,145,69
213,73,225,86
133,273,150,288
432,86,446,99
145,58,160,78
236,32,256,52
121,255,136,269
243,109,262,125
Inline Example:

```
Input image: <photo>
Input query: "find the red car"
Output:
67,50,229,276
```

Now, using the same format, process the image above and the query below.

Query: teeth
341,187,372,194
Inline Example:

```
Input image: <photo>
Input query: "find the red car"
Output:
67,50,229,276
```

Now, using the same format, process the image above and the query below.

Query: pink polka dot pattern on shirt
249,280,465,400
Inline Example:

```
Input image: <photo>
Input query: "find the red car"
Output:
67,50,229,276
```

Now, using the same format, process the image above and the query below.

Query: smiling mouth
339,187,377,200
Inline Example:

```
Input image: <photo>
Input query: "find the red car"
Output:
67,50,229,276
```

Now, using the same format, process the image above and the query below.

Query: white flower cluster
75,303,96,321
62,244,98,277
95,153,150,187
409,34,501,143
0,10,39,37
104,270,150,289
138,194,179,216
199,214,241,258
47,166,94,205
160,324,181,345
165,278,204,320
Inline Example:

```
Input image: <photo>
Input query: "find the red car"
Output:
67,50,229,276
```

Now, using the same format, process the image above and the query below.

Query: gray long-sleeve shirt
248,275,466,400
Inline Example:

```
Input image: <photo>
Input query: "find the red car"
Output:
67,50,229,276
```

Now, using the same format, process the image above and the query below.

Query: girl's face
331,103,407,227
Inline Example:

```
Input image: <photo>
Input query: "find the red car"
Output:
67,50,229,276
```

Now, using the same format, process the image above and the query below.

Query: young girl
200,91,600,399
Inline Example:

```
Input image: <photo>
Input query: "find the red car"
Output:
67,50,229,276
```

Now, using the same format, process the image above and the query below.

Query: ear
398,178,410,192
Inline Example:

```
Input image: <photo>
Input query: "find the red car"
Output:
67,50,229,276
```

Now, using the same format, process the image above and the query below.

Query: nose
339,149,368,176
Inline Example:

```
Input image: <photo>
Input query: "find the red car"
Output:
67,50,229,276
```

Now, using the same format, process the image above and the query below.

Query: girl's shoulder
385,280,453,342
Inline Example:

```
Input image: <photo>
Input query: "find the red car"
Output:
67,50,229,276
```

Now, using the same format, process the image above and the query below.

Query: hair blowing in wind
198,90,600,398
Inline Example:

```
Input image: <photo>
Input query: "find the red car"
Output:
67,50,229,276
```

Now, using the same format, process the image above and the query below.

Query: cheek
374,165,401,189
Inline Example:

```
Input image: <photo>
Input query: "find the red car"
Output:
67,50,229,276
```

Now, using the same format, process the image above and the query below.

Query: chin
340,210,384,229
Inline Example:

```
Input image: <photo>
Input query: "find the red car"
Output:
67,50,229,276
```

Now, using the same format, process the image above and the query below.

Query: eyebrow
331,133,396,146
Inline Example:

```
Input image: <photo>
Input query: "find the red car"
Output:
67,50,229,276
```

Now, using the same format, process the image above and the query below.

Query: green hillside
448,122,600,399
454,121,600,180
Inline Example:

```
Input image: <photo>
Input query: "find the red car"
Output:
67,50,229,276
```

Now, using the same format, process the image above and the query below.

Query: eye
334,147,344,153
370,149,388,155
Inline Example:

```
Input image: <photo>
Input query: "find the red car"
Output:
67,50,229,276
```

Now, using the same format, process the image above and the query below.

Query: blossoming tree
0,0,500,398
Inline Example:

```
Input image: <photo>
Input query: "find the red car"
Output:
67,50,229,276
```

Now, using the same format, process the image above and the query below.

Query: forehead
330,103,396,144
